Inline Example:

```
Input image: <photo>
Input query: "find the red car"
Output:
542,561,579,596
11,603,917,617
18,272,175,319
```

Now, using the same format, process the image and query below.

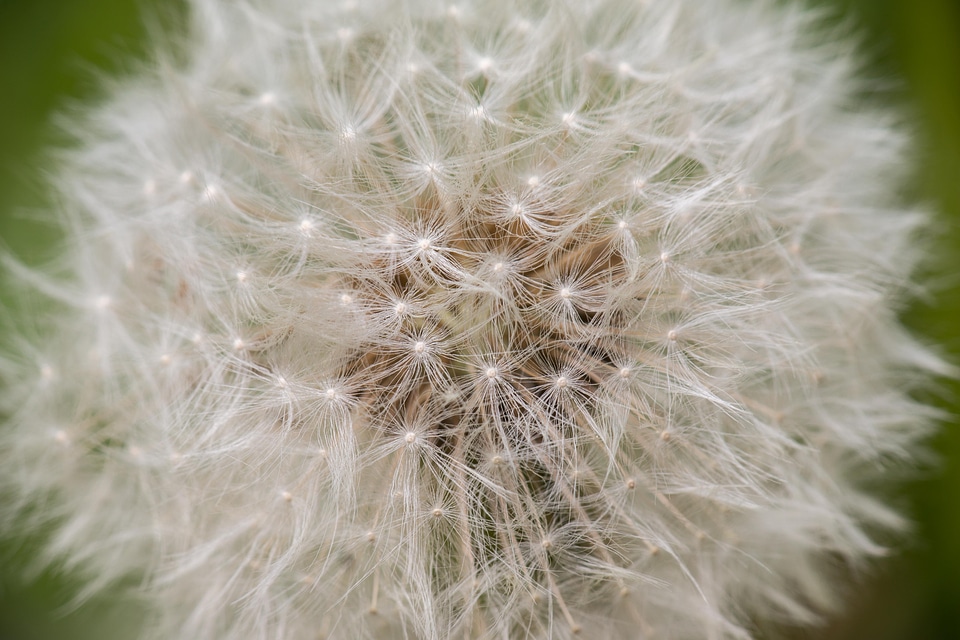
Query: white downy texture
0,0,945,638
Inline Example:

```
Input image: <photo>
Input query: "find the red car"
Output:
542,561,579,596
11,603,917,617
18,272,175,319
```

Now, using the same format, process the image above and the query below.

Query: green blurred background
0,0,957,638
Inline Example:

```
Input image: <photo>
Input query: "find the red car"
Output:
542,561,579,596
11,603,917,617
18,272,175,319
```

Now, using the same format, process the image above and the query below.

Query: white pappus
0,0,948,639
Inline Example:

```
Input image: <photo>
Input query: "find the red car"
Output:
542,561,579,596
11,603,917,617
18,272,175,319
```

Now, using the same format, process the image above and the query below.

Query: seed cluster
0,1,941,639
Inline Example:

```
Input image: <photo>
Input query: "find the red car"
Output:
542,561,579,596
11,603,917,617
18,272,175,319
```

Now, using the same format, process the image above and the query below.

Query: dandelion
0,0,946,638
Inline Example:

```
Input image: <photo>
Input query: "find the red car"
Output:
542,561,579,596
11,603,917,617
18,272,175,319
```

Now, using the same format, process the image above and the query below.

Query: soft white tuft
0,0,946,638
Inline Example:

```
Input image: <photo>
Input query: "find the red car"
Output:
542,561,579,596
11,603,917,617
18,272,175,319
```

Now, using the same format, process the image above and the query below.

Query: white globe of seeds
0,1,944,639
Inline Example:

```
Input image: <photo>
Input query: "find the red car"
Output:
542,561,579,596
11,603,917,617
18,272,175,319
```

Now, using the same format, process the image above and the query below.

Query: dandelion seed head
0,1,944,639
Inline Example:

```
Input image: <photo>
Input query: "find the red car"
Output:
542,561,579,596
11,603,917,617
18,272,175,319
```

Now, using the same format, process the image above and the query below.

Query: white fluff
0,0,945,638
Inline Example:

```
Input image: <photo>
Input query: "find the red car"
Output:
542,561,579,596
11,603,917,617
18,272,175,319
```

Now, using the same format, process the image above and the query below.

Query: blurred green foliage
0,0,957,638
0,0,159,263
